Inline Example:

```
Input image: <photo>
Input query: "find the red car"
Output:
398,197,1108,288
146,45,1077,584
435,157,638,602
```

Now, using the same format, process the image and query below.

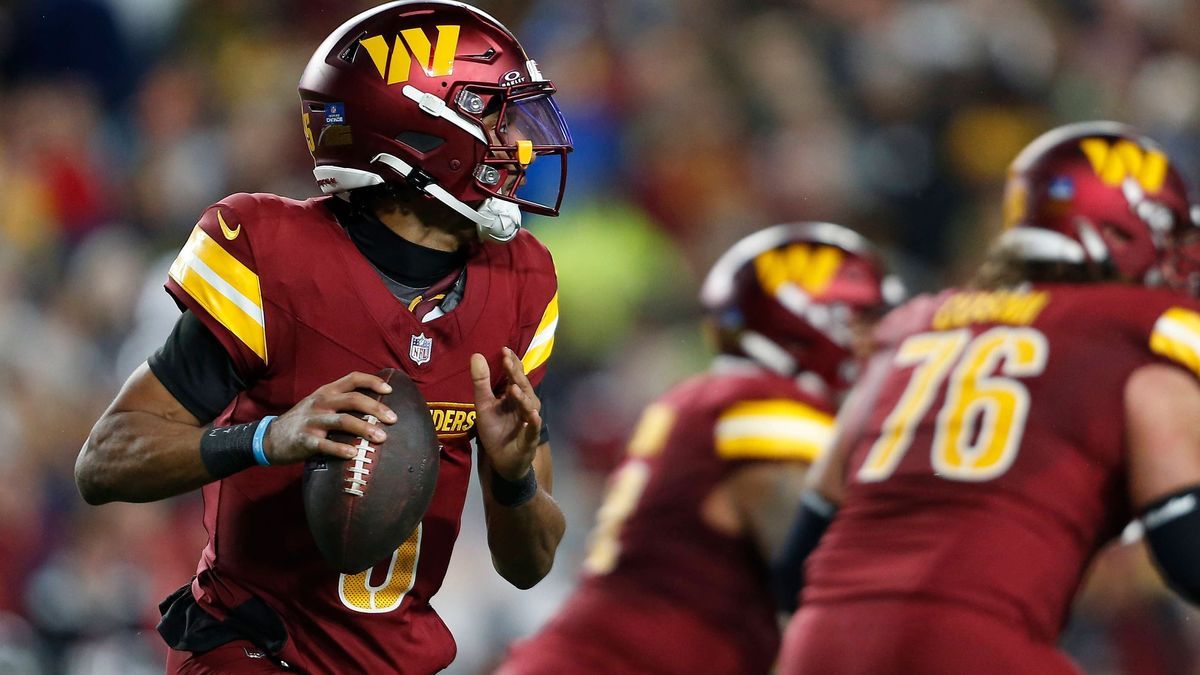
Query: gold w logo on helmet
360,26,461,85
755,245,845,296
1080,138,1169,192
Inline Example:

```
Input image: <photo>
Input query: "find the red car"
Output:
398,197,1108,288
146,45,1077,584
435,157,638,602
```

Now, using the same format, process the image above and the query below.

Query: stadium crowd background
2,0,1200,672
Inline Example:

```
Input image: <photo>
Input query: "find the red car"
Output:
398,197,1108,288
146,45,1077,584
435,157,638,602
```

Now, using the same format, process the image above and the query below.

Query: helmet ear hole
396,132,445,154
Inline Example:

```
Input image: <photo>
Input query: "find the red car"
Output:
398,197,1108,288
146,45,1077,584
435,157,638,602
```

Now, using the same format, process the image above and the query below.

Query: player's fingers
509,383,541,423
328,392,397,424
519,416,541,448
329,371,393,395
312,437,360,460
502,347,537,398
312,412,387,443
470,353,497,405
280,432,340,464
503,358,540,408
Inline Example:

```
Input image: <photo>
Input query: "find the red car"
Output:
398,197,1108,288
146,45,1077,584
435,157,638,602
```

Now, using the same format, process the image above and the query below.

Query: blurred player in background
74,2,572,672
777,122,1200,674
498,223,904,675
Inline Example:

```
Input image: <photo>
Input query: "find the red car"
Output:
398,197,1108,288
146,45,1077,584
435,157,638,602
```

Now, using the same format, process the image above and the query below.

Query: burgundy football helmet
298,0,573,242
700,223,905,392
999,121,1200,289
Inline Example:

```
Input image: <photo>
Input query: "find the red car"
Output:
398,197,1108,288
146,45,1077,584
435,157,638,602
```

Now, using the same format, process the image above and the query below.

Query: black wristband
1142,485,1200,604
771,490,837,613
490,467,538,508
199,421,260,479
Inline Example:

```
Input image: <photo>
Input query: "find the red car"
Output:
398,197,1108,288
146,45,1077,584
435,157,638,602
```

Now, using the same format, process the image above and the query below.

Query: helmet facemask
454,81,572,217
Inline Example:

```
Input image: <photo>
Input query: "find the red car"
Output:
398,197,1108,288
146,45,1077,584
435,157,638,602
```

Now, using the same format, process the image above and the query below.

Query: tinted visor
485,91,572,215
499,93,573,148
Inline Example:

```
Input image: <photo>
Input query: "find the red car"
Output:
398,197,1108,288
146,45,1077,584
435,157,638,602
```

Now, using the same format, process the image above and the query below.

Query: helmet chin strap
738,331,796,376
738,330,834,396
370,153,522,243
475,198,522,242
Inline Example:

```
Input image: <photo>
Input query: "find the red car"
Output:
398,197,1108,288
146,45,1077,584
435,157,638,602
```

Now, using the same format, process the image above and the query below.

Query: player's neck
375,206,474,252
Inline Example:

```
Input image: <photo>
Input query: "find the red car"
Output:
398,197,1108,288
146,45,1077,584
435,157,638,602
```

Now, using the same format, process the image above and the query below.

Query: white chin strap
474,198,522,242
315,153,522,243
371,153,521,243
738,331,797,376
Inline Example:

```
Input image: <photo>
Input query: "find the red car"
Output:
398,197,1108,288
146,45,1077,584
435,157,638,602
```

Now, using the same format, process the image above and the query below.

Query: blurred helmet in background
299,0,573,242
700,223,905,392
998,120,1200,291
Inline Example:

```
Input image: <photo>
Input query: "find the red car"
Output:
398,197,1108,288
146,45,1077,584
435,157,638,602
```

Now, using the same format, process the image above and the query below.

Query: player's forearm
485,488,566,589
76,410,210,504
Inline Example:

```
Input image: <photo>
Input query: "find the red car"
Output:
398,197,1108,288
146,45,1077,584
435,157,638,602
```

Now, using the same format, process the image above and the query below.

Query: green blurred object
530,201,694,364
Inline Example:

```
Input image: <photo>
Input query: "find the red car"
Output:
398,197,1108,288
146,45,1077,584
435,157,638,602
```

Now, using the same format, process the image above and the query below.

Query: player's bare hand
471,348,541,481
265,371,398,464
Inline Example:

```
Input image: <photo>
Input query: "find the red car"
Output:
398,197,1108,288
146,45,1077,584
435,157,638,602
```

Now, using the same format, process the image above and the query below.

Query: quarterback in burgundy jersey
778,122,1200,674
499,223,904,674
75,2,572,673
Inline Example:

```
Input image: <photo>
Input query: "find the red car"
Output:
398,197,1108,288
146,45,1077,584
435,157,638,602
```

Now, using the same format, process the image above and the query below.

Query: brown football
302,368,440,574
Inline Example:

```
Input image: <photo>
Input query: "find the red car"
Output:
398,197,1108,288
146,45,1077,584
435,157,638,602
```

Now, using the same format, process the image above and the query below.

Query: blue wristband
253,416,276,466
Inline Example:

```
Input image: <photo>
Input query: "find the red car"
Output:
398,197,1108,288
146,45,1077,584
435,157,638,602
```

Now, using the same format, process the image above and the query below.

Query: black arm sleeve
147,310,246,424
1143,485,1200,605
535,383,550,446
770,490,837,613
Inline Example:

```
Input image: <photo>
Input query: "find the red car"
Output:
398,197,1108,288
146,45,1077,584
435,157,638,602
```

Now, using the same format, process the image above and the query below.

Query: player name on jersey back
931,289,1050,330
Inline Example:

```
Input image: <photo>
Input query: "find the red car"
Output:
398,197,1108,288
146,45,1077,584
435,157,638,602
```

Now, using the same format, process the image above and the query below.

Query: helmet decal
1079,138,1168,192
754,244,845,297
360,26,461,84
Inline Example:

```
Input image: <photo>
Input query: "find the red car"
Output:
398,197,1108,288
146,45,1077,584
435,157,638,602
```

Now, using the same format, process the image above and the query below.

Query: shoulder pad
713,398,835,463
1150,304,1200,379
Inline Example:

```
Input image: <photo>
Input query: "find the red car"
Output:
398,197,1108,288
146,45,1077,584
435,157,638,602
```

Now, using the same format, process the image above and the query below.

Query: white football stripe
527,315,559,351
715,415,833,444
176,236,265,327
1156,315,1200,358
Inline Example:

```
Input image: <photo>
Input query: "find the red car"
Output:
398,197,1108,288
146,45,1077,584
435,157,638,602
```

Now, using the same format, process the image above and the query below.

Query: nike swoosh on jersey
218,210,242,240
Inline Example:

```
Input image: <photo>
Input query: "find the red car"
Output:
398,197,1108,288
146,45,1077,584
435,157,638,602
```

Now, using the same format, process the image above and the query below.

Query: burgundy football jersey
803,283,1200,645
504,360,835,675
164,193,558,673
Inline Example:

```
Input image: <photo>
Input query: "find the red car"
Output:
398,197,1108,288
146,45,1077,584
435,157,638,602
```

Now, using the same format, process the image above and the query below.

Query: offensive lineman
778,122,1200,674
75,2,572,672
499,223,903,674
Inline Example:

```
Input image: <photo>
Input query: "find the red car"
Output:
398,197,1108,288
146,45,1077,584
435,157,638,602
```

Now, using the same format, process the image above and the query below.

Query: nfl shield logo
409,333,433,365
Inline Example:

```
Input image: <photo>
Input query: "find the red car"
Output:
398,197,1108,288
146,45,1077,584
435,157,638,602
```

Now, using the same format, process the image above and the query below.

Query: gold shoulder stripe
1150,307,1200,378
522,292,559,374
627,403,676,459
714,399,834,462
169,225,267,363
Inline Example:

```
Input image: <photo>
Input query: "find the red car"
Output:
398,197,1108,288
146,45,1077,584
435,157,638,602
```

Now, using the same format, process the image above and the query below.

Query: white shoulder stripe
173,234,264,327
715,415,834,444
526,315,558,351
1155,314,1200,354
